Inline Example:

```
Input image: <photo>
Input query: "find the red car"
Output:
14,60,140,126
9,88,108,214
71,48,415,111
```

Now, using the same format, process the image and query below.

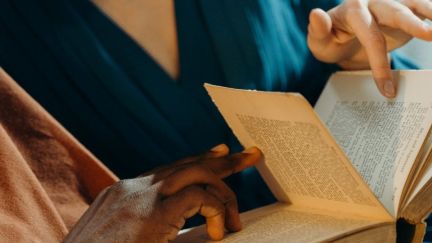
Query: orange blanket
0,68,118,242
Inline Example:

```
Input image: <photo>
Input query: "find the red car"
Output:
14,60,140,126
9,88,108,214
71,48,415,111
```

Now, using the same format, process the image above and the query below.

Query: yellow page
314,71,432,216
174,203,391,243
205,84,390,220
401,131,432,209
407,160,432,204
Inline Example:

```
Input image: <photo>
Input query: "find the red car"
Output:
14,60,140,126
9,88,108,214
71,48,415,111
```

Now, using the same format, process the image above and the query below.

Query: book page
205,84,390,220
401,176,432,223
407,160,432,204
400,131,432,209
332,223,395,243
174,203,391,243
314,71,432,216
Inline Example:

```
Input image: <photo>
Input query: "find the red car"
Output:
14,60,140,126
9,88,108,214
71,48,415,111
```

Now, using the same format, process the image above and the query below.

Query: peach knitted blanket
0,68,118,242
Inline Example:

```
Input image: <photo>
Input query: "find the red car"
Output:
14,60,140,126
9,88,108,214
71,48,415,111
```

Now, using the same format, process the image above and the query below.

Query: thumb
308,8,332,40
308,8,345,63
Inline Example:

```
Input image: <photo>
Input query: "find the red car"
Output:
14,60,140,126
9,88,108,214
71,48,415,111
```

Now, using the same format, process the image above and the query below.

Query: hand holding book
175,70,432,243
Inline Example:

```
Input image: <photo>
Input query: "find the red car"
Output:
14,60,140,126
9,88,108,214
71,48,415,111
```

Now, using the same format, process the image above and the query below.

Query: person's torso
0,0,339,212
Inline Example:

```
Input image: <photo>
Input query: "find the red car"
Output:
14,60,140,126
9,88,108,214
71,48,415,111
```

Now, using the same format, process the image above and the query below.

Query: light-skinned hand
308,0,432,98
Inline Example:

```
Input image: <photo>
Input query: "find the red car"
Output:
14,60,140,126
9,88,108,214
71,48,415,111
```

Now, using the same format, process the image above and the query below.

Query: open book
175,71,432,243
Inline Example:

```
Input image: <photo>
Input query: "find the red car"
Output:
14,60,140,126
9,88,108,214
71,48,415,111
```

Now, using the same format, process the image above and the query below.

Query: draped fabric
0,68,117,242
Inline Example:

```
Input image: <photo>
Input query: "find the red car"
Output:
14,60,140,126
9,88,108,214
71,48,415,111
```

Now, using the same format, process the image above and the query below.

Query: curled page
205,84,390,220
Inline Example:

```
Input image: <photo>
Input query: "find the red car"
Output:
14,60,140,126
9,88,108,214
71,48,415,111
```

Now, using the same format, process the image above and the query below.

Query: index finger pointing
346,6,396,98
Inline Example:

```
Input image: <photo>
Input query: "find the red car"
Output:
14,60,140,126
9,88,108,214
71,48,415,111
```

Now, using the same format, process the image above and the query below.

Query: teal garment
0,0,422,231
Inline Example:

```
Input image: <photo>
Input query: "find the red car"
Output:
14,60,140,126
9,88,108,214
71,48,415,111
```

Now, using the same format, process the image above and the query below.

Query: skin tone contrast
63,0,432,241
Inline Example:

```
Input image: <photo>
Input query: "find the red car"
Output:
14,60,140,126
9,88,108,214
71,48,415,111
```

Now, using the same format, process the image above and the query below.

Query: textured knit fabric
0,68,117,242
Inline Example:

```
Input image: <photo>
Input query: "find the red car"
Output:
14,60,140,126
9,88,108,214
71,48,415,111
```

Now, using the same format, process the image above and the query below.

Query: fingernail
242,147,258,154
211,144,227,153
384,80,395,98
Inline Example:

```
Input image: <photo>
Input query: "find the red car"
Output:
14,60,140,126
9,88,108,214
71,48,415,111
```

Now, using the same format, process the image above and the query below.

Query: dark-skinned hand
63,144,263,243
